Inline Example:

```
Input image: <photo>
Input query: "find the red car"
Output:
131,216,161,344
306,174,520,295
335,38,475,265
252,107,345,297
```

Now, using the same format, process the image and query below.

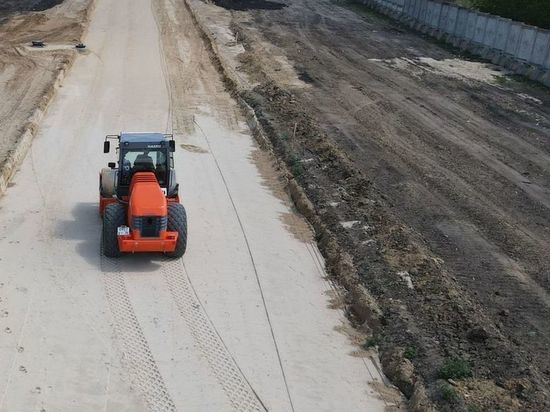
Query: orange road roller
99,133,187,258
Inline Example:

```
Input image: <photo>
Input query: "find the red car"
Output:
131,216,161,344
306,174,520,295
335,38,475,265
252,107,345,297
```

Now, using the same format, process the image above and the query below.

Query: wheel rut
101,254,177,412
161,258,267,412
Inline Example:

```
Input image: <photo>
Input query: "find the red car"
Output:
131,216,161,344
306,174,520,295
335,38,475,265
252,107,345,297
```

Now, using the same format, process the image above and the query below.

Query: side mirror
108,162,116,169
169,140,176,152
103,141,110,153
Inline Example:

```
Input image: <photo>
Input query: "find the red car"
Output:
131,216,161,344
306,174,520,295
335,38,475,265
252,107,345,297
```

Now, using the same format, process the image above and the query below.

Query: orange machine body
102,172,179,253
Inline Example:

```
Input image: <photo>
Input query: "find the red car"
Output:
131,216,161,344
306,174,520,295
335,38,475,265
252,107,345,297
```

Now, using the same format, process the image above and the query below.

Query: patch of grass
279,131,290,141
404,346,417,359
506,74,550,91
439,382,459,402
438,357,472,379
466,405,482,412
289,155,305,177
363,335,380,349
494,75,509,85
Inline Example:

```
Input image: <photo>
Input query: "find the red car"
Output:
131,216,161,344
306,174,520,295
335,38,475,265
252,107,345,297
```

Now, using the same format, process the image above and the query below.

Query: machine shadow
56,202,164,273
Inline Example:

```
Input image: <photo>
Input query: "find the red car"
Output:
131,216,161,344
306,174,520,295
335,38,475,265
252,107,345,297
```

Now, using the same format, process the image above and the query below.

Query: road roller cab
99,133,187,258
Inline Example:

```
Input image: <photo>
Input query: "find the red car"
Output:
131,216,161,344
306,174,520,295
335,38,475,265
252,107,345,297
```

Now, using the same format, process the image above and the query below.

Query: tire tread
166,203,187,258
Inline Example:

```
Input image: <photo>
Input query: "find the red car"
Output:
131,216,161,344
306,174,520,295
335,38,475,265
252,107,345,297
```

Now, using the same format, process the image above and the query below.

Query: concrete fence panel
407,0,418,17
517,26,537,61
429,2,442,28
455,8,469,37
420,0,430,23
465,11,478,41
414,0,426,21
483,15,498,48
439,4,450,32
424,1,434,25
357,0,550,79
494,18,512,51
474,14,488,44
418,0,429,23
412,0,420,15
412,0,420,16
391,0,398,12
505,23,522,55
411,0,420,16
404,0,411,14
546,47,550,70
396,0,404,12
445,5,459,35
530,30,550,67
398,0,405,12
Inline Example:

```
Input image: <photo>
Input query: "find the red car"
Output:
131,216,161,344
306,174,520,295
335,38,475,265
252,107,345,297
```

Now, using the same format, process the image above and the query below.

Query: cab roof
120,133,166,143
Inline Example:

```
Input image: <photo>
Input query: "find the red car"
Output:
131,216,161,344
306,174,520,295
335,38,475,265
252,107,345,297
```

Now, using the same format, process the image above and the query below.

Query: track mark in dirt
180,143,208,153
101,255,176,412
161,258,267,411
193,119,296,411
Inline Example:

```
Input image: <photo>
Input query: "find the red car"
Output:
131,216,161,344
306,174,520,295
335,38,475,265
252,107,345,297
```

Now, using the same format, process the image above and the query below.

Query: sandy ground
181,0,550,410
0,0,402,410
0,0,91,169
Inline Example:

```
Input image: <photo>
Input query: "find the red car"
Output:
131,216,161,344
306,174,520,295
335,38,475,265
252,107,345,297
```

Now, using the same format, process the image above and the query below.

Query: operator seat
133,154,155,172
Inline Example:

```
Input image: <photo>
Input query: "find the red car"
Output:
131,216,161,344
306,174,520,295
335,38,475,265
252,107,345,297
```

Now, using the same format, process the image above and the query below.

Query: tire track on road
101,255,177,412
192,118,296,412
161,258,267,412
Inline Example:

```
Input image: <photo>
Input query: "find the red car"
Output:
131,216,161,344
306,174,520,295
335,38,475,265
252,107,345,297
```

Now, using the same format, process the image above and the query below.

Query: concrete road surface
0,0,393,410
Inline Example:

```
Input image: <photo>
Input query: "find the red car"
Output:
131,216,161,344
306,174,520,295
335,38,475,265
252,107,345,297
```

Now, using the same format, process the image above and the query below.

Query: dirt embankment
0,0,92,179
186,0,550,410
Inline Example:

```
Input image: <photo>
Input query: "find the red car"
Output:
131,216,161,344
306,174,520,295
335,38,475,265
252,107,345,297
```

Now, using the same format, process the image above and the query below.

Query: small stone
467,326,489,342
499,309,510,317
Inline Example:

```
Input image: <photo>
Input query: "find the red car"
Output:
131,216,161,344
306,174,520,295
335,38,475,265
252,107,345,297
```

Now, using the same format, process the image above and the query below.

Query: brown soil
189,0,550,410
0,0,91,170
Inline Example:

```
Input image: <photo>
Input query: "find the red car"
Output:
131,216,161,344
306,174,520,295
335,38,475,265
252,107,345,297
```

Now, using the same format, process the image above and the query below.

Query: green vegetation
439,382,459,402
469,0,550,30
438,357,472,379
404,346,418,359
288,154,305,177
363,335,380,348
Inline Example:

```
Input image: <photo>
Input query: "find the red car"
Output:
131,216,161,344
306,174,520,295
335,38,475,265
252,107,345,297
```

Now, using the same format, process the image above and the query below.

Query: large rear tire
103,203,126,257
166,203,187,258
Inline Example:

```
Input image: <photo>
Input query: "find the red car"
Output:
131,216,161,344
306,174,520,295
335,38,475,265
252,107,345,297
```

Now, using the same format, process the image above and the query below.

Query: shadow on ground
56,201,166,273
